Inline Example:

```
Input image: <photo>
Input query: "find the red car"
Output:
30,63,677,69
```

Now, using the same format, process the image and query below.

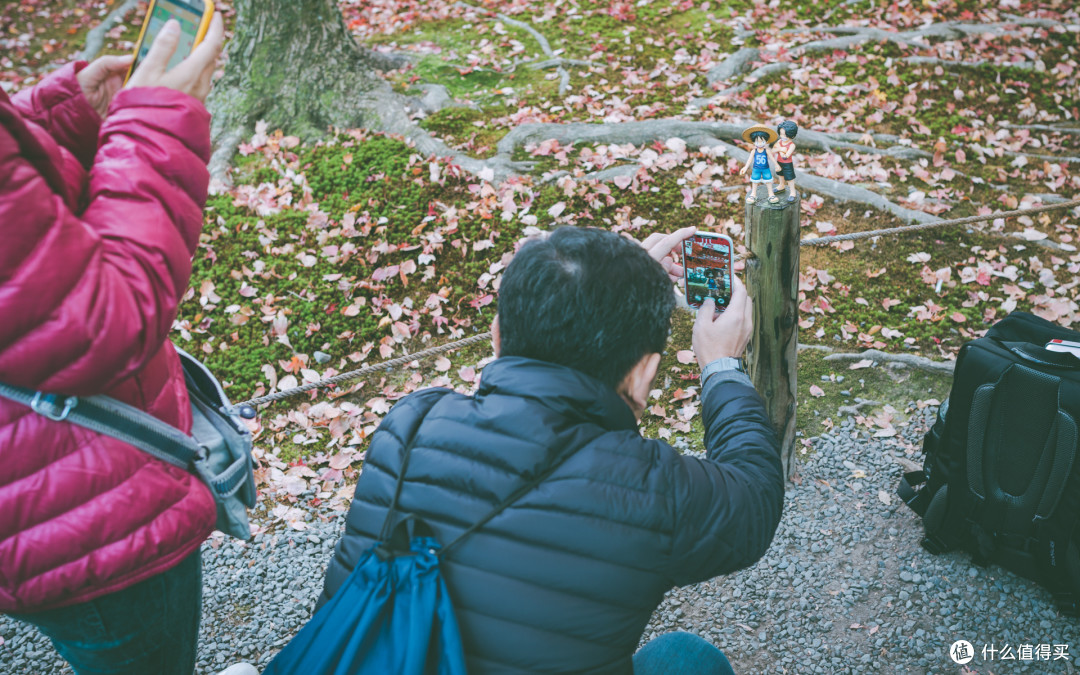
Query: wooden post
744,184,800,479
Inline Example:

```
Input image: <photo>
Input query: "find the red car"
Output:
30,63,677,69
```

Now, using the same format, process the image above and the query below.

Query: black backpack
898,311,1080,616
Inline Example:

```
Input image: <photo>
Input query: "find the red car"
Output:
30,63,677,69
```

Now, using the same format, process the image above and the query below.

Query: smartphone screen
682,233,733,311
131,0,206,74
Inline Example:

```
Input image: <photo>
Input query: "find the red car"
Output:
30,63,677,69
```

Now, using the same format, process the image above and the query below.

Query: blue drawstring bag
262,514,467,675
264,416,579,675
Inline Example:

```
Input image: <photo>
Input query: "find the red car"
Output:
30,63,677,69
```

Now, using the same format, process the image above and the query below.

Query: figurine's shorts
751,167,772,181
778,161,795,180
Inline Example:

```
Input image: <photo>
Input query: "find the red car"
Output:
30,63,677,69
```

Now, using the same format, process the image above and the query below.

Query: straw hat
741,123,778,144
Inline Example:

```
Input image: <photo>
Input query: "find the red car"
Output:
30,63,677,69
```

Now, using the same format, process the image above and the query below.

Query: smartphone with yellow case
124,0,214,83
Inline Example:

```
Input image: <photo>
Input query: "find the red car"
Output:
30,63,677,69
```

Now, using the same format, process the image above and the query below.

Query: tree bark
744,189,800,480
206,0,404,158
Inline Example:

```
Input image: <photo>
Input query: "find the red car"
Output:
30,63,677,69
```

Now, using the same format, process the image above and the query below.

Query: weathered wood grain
744,184,800,478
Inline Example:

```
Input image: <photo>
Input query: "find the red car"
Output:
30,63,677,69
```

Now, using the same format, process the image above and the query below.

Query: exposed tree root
991,231,1078,253
1000,149,1080,165
792,18,1054,51
837,398,883,417
208,127,245,189
903,56,1034,70
701,19,1057,107
78,0,140,61
705,47,761,85
375,93,532,182
714,139,939,224
527,58,593,70
486,119,938,222
202,6,1020,228
455,2,571,95
797,344,835,353
999,123,1080,136
823,349,955,374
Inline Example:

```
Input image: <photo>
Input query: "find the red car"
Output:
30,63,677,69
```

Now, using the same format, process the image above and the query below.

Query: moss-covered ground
4,0,1078,506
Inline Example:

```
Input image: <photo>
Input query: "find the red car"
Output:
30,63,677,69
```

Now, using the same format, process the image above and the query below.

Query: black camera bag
898,311,1080,616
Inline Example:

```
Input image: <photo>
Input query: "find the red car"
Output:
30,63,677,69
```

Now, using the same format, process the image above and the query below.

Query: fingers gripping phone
125,0,215,83
682,232,734,311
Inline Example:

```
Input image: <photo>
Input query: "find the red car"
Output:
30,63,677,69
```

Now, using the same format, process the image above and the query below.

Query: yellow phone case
123,0,215,84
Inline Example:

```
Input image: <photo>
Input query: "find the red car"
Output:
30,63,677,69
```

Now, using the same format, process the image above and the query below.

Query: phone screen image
683,234,732,311
131,0,205,74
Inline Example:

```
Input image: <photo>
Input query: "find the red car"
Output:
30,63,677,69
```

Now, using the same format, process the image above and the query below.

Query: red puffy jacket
0,62,217,613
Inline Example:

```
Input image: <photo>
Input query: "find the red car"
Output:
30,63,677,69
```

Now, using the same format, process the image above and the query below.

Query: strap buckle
30,393,78,422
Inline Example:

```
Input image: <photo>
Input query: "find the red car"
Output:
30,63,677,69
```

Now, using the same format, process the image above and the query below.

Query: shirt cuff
701,369,753,400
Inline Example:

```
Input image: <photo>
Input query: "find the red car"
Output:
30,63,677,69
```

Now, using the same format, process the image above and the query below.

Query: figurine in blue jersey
738,123,780,204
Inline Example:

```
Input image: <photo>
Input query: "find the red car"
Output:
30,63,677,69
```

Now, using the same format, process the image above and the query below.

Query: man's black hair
498,226,675,388
777,120,799,139
749,130,770,143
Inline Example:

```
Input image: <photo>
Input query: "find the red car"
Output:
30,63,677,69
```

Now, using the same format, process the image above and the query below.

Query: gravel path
4,402,1079,674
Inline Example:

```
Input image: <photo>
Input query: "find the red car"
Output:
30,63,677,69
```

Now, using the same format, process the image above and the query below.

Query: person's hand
739,165,748,176
692,275,752,367
639,226,696,283
77,54,134,119
125,12,225,102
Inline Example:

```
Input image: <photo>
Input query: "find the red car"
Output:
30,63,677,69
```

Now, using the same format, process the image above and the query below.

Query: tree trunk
206,0,406,171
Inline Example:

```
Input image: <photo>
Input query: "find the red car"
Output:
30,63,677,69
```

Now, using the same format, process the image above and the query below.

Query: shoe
788,191,797,202
768,195,780,203
745,194,756,204
217,665,259,675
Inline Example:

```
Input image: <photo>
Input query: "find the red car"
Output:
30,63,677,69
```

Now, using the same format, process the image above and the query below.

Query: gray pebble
5,402,1077,675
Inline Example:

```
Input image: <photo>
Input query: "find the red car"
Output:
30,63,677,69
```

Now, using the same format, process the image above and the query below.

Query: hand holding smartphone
124,6,224,104
126,0,215,83
682,232,734,312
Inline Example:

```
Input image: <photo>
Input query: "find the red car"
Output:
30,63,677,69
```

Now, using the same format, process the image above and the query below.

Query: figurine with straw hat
739,123,781,204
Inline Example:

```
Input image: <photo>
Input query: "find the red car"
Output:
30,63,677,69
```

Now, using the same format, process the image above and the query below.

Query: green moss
793,349,952,441
304,135,413,204
420,105,510,159
180,133,524,401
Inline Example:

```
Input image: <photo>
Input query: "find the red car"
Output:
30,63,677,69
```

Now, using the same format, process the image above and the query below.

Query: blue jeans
9,549,202,675
633,632,736,674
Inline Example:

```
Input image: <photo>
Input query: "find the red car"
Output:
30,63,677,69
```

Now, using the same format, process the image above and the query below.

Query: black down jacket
320,356,784,674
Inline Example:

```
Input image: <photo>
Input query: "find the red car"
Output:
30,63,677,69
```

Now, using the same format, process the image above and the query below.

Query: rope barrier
236,196,1080,409
801,197,1080,247
237,333,494,408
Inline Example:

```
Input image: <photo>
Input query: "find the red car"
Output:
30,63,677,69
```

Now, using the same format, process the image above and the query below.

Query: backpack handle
998,341,1080,370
